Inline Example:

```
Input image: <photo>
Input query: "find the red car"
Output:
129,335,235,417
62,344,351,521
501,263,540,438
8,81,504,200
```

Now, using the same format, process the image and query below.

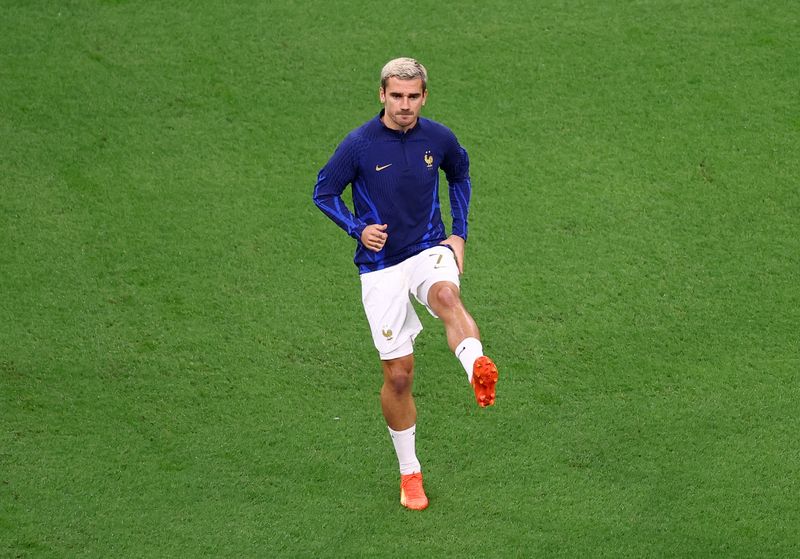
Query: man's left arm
441,137,472,274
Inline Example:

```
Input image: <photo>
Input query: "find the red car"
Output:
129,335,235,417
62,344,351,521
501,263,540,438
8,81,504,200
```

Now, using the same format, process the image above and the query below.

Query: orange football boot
472,356,498,407
400,472,429,510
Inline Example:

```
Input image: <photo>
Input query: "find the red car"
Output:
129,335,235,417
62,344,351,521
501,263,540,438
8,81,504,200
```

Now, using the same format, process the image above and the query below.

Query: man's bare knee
428,281,462,313
382,354,414,394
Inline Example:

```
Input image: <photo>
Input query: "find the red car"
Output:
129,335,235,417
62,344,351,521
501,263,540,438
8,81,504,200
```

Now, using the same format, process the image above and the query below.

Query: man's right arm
312,137,368,241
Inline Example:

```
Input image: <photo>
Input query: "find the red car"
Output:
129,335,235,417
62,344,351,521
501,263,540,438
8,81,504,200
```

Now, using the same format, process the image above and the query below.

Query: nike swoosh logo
375,164,393,171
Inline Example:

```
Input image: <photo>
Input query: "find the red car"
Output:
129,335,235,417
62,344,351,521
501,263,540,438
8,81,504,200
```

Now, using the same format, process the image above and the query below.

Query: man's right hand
361,223,388,252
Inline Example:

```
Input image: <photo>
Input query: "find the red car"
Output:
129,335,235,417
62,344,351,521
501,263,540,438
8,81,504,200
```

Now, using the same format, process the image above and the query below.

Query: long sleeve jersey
313,111,472,274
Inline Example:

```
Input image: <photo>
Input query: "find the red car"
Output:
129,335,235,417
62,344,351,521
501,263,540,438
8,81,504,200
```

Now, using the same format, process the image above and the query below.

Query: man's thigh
407,245,460,318
361,264,423,359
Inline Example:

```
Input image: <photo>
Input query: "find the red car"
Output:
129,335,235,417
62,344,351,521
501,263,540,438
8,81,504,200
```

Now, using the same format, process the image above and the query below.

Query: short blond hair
380,57,428,91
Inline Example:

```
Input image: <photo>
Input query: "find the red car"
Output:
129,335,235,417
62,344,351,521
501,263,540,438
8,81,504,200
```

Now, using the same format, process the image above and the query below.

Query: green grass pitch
2,1,798,557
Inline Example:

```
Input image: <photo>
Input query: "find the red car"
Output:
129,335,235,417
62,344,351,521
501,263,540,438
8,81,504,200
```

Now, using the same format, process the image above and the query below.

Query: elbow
312,188,326,209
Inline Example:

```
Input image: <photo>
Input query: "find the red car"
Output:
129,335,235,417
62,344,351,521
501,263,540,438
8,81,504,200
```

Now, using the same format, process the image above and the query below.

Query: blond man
313,58,499,510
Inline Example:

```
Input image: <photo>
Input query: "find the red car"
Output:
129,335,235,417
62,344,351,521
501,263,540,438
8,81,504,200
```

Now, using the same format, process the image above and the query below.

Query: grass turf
2,1,798,557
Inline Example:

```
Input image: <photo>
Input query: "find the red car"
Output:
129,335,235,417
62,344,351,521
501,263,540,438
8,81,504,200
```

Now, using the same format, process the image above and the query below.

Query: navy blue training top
313,111,472,274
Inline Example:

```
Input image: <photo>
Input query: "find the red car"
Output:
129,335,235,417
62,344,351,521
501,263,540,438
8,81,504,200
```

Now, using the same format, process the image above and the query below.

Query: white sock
456,337,483,382
388,425,421,475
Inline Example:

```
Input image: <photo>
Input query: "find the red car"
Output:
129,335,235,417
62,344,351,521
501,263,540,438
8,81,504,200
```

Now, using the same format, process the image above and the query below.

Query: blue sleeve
313,135,368,242
441,134,472,241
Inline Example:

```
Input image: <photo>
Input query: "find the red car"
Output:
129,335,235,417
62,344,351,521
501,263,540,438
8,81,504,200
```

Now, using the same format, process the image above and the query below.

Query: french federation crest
424,151,433,168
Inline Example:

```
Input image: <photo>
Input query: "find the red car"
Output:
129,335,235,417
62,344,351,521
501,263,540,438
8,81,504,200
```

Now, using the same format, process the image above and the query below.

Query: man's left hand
440,235,466,275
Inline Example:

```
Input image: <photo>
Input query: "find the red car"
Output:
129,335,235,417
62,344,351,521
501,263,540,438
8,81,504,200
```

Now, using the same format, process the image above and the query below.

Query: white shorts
361,245,460,360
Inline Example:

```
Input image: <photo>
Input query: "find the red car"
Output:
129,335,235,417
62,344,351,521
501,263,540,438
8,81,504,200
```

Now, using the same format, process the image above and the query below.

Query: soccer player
313,57,498,511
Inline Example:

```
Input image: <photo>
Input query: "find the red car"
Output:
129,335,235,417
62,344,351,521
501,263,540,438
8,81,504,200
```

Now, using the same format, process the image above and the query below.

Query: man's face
380,77,427,132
